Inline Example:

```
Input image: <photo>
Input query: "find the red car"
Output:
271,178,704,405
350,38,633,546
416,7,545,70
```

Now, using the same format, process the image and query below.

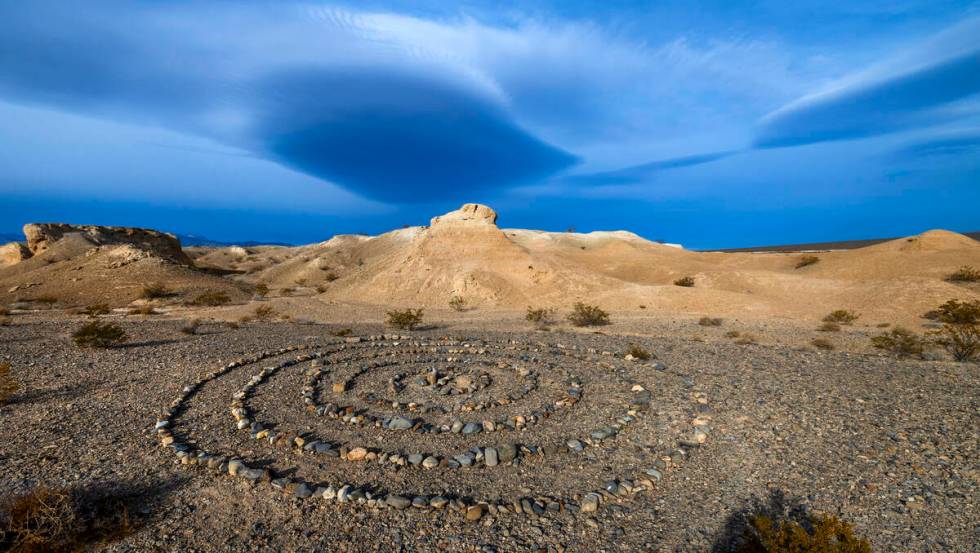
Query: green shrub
526,307,557,327
737,513,871,553
795,255,819,269
933,324,980,362
187,291,230,307
72,322,128,349
698,317,723,327
139,282,170,300
673,276,695,287
930,299,980,325
871,327,925,358
567,302,610,327
626,344,652,360
823,310,859,324
385,308,424,330
945,265,980,282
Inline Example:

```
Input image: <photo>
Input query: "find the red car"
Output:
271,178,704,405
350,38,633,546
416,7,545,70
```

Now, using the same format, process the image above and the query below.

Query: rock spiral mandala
155,334,711,519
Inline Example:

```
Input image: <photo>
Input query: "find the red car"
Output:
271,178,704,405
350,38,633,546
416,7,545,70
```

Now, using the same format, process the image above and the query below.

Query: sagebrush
526,307,557,327
567,302,610,327
0,485,132,552
72,322,128,349
386,308,424,330
871,327,925,358
139,282,170,300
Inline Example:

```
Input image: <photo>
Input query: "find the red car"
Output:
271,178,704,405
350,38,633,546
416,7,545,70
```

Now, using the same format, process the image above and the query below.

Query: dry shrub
725,330,741,338
567,302,610,327
871,327,925,358
448,295,466,312
315,285,327,294
224,321,240,330
737,513,870,553
945,265,980,283
127,305,156,316
818,322,841,332
187,291,230,307
526,307,557,328
0,307,8,316
929,299,980,362
331,328,353,337
795,255,819,269
323,272,339,282
699,317,723,327
31,295,59,306
0,361,18,405
626,344,652,360
72,322,128,349
930,299,980,325
0,485,132,552
279,287,294,297
252,305,277,321
83,304,110,317
735,334,757,345
673,276,695,287
138,282,170,300
811,338,834,351
385,308,424,330
823,310,859,324
253,283,269,297
0,317,9,327
180,319,201,335
876,322,890,328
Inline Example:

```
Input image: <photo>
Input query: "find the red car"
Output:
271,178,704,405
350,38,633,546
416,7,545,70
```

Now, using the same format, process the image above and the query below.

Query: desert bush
795,255,819,269
225,321,240,330
0,307,8,316
818,322,841,332
567,302,610,327
280,287,294,297
698,317,723,327
315,285,327,294
811,338,835,351
72,322,128,349
253,282,269,297
526,307,557,327
83,304,110,317
673,276,695,287
933,324,980,362
385,308,424,330
0,485,132,552
0,317,10,327
876,322,891,328
32,295,59,306
448,295,466,312
331,328,353,337
324,272,339,282
945,265,980,282
0,361,18,405
252,305,277,321
180,319,201,335
735,334,757,345
725,330,741,338
139,282,170,300
295,278,308,286
823,310,859,325
871,327,925,358
626,344,652,360
127,305,157,316
737,512,870,553
187,291,230,307
930,299,980,325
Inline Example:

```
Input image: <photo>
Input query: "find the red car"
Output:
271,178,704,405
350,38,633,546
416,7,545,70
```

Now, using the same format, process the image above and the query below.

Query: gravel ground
0,314,976,552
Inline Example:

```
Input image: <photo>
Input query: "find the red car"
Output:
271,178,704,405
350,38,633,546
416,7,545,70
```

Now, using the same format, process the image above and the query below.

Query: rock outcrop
429,203,498,227
0,242,31,267
21,223,192,265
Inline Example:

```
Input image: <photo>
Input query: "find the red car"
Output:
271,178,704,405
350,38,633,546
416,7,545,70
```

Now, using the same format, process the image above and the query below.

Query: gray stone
462,422,481,434
498,443,517,463
484,447,498,467
386,495,412,509
240,468,266,481
422,456,439,469
581,493,600,513
388,416,414,430
293,483,314,499
430,496,449,509
407,453,423,465
566,439,584,452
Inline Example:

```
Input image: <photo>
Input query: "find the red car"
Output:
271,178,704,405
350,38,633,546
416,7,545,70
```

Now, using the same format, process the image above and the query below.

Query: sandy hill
187,203,980,324
0,223,249,307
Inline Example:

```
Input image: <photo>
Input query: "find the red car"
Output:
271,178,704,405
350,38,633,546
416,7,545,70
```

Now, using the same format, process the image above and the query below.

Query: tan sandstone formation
22,223,192,265
0,242,31,267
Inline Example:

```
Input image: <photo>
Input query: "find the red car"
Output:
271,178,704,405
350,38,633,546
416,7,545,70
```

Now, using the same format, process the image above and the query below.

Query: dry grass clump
0,485,132,552
818,322,841,332
31,295,59,306
253,282,269,297
945,265,980,283
83,304,110,317
871,327,925,358
823,310,859,325
448,295,467,312
698,317,723,327
930,299,980,324
811,338,835,351
249,305,278,322
330,328,353,337
794,255,820,269
323,272,339,282
567,302,610,327
138,282,170,300
673,276,695,287
386,308,424,330
127,305,157,316
725,330,741,338
72,321,128,349
0,307,8,316
0,361,18,405
187,291,230,307
737,512,871,553
526,307,557,328
625,344,652,360
279,287,294,297
734,334,758,345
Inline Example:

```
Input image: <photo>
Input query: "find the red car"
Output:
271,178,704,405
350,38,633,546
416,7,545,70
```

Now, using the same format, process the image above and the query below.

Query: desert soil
1,312,976,552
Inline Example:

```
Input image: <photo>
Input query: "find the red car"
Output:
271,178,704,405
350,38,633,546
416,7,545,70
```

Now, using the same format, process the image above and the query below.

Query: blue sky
1,1,978,248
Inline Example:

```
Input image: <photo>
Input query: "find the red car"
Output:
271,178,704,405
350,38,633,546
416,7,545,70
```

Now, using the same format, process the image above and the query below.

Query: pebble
462,422,482,434
422,456,439,469
386,495,412,510
484,447,498,467
347,447,368,461
581,493,600,513
388,416,414,430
